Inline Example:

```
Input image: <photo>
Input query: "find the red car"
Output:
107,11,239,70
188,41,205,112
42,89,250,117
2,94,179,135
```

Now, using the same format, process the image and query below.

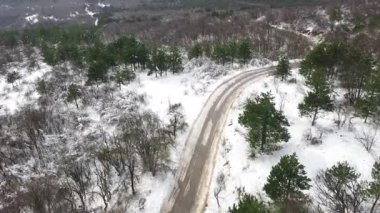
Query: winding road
161,64,297,213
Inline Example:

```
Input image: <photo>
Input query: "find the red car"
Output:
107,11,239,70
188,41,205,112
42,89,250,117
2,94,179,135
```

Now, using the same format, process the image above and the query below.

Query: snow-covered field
206,69,379,212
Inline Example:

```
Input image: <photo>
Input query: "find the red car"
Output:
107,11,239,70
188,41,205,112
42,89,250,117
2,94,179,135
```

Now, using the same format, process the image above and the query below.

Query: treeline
188,39,252,65
229,153,380,213
0,25,186,88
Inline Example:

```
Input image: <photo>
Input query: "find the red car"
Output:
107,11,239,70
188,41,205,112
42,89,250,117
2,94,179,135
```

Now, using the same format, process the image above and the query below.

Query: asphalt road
161,65,278,213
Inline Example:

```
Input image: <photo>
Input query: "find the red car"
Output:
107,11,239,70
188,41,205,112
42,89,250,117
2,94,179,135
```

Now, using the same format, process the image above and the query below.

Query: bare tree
214,172,226,208
107,134,139,195
355,126,378,152
121,111,173,176
93,159,112,211
4,176,75,213
167,103,188,138
64,160,91,211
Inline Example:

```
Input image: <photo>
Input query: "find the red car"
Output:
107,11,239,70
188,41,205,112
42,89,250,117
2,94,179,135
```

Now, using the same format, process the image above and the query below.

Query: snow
25,14,39,24
117,58,274,212
85,6,97,17
42,16,59,22
98,2,111,8
206,69,379,212
0,62,51,115
0,54,272,212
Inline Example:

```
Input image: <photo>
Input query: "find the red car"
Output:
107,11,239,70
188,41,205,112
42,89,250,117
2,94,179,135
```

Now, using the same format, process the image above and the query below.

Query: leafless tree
93,159,112,211
106,134,139,195
355,126,378,152
17,107,47,164
214,172,226,208
167,103,188,138
3,176,75,213
334,104,350,129
64,160,91,211
121,111,173,176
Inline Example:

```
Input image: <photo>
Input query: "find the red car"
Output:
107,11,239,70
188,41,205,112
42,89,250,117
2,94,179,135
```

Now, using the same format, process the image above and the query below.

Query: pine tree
238,92,290,152
168,46,183,74
275,56,290,81
212,43,230,65
356,68,380,123
67,84,81,108
114,68,135,89
150,47,169,77
87,61,108,85
36,80,48,95
188,43,203,59
229,191,270,213
368,162,380,213
298,70,334,126
6,71,21,86
316,162,366,213
237,39,252,64
263,153,311,211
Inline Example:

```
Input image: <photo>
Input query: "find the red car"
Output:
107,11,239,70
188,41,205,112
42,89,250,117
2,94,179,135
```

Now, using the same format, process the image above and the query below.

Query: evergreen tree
41,43,59,66
229,191,270,213
298,70,334,126
368,162,380,213
87,61,108,85
238,92,290,152
114,68,136,89
212,42,230,65
6,71,21,86
356,68,380,123
263,153,311,211
67,84,81,108
316,162,366,213
237,39,252,64
275,56,291,81
168,46,183,74
188,43,203,59
150,47,169,77
36,80,48,95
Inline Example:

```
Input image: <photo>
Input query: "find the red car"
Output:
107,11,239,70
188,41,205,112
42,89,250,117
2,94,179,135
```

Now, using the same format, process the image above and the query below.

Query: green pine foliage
368,162,380,213
67,84,81,109
229,192,270,213
188,43,203,59
168,46,183,74
238,92,290,153
114,68,136,88
316,162,366,213
263,153,311,210
356,67,380,123
275,56,290,81
298,70,334,126
237,39,252,64
87,61,109,85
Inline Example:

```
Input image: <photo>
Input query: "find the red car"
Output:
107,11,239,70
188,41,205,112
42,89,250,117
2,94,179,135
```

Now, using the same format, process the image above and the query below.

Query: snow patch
25,14,39,24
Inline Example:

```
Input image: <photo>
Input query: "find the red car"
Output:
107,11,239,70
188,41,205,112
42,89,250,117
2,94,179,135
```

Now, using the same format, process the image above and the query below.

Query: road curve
161,65,279,213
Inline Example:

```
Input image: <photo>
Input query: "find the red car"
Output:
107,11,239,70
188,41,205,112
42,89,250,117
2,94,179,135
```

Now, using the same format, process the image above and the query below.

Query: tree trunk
312,107,318,126
261,122,267,151
370,195,380,213
74,98,79,109
128,165,136,195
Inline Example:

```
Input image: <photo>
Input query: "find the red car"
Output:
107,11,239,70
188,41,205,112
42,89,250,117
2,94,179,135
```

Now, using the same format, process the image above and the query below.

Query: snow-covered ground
206,69,379,212
0,56,273,212
124,58,273,212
